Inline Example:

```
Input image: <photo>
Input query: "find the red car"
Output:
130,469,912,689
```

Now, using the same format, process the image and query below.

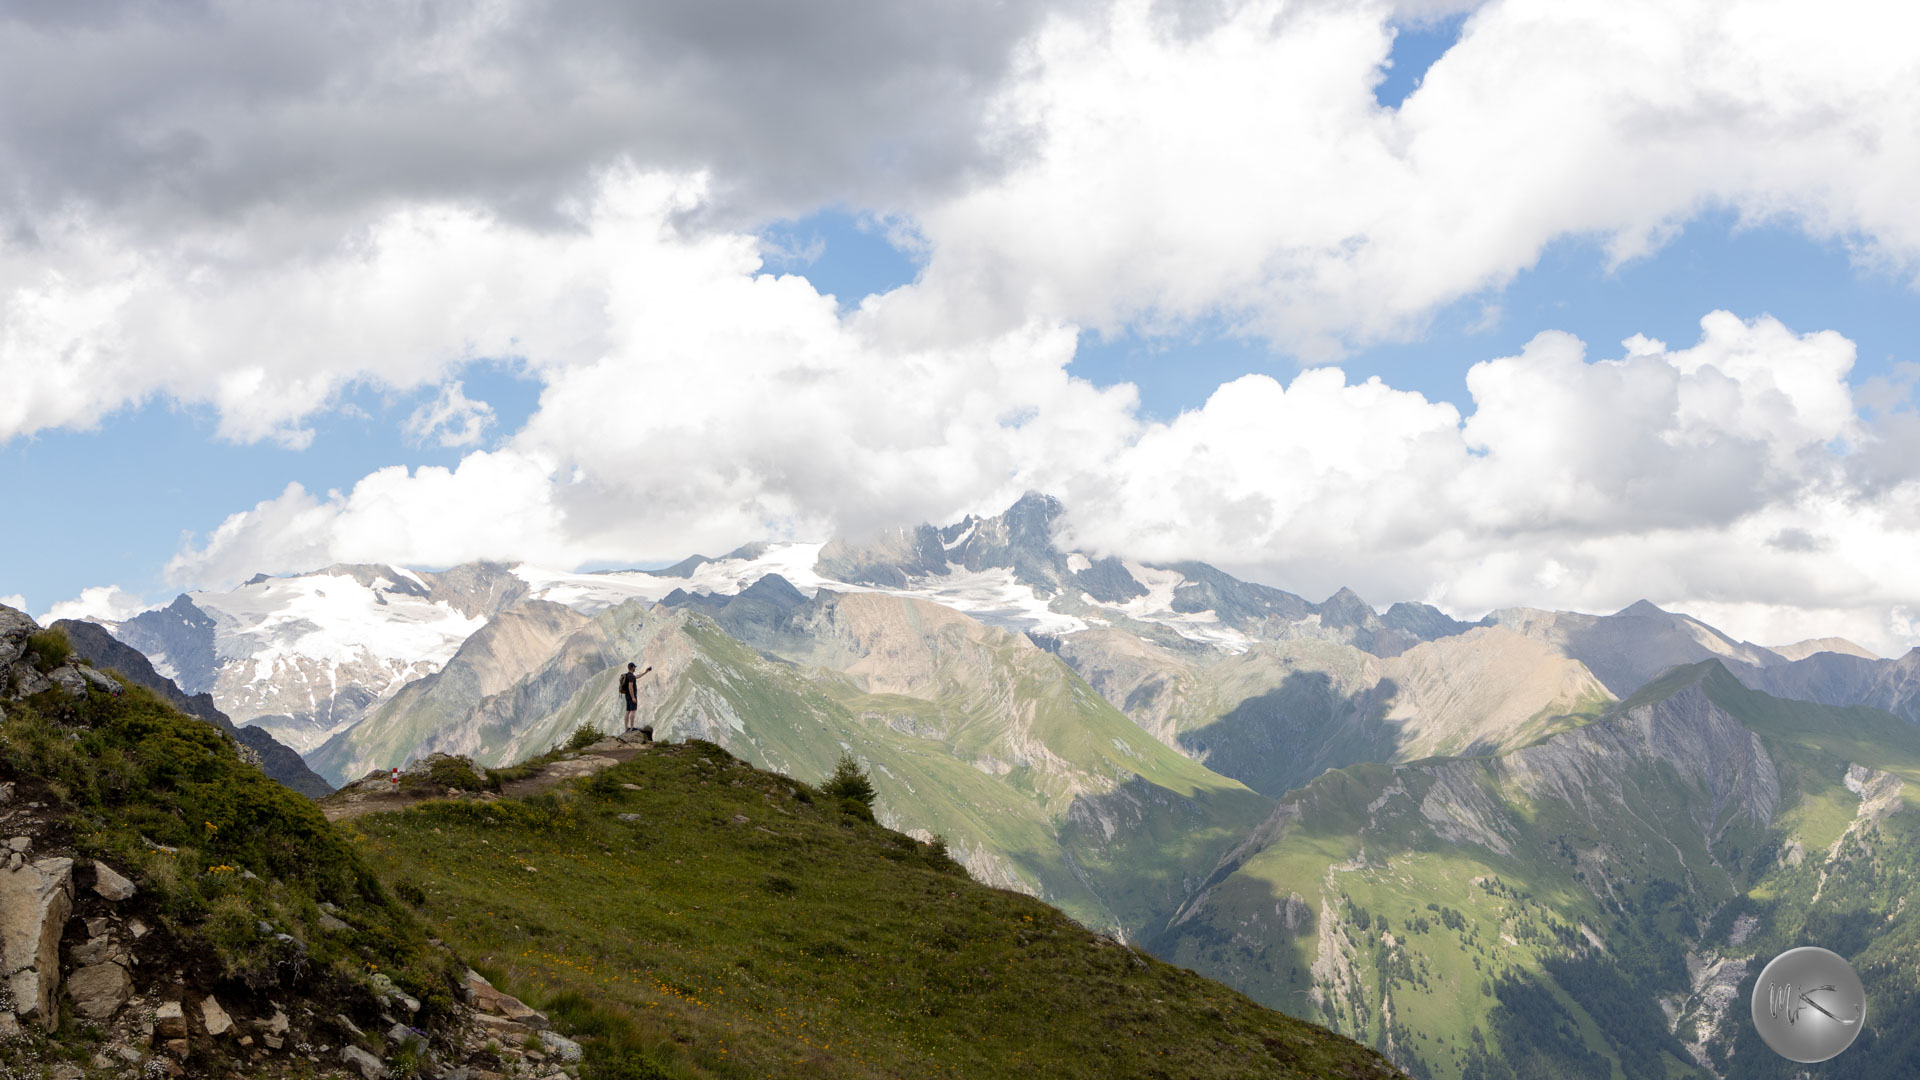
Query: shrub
821,753,876,808
565,724,605,753
26,628,71,672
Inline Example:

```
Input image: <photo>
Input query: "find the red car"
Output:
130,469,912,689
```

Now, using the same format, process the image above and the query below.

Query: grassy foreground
348,740,1402,1080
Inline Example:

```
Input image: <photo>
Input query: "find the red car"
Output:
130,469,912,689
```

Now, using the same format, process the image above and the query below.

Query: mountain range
76,492,1920,1077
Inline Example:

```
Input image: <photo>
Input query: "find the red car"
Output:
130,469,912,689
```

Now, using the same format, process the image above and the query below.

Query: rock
0,782,11,803
616,813,643,823
259,1008,290,1036
84,916,109,937
70,933,125,967
4,837,27,853
319,913,352,933
153,1000,187,1039
0,855,74,1030
0,1011,19,1039
537,1031,583,1062
164,1038,189,1059
469,1012,535,1042
342,1044,389,1079
463,970,550,1030
80,667,123,694
66,962,134,1019
48,1063,83,1080
335,1013,367,1038
128,918,149,939
50,665,90,697
388,1021,425,1049
201,995,234,1036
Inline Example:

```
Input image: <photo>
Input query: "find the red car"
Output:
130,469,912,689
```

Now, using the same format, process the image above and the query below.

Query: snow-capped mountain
105,564,516,751
94,492,1912,780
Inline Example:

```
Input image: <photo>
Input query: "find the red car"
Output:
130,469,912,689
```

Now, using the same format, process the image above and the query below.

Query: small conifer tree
822,752,876,808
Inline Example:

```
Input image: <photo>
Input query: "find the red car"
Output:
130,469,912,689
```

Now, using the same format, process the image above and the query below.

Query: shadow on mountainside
1175,672,1401,799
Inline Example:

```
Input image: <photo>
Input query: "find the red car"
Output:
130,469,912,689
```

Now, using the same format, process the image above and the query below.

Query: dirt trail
319,733,655,822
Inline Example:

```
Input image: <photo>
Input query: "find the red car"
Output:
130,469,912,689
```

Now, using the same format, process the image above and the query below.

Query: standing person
618,662,652,733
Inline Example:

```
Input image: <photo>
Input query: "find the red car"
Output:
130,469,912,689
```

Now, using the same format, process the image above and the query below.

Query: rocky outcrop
1,855,75,1031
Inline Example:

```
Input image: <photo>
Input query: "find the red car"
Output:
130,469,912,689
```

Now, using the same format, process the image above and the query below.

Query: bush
26,628,71,672
565,724,605,753
821,753,876,808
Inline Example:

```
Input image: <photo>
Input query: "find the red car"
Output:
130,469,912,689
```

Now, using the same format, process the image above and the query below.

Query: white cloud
13,0,1920,660
38,585,150,627
405,382,496,448
897,0,1920,353
0,594,25,613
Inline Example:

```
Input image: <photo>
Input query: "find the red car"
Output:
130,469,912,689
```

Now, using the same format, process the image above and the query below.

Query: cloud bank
7,0,1920,652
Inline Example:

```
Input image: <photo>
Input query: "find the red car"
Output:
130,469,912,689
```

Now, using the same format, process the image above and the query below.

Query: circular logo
1751,946,1866,1063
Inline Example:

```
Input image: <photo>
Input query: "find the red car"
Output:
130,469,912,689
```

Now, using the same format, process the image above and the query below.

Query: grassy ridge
348,740,1401,1080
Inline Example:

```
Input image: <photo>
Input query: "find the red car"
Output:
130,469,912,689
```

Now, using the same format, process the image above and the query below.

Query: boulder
92,861,137,901
65,962,133,1020
462,969,550,1030
537,1031,583,1062
153,1000,187,1039
0,855,74,1030
342,1044,389,1079
201,995,234,1036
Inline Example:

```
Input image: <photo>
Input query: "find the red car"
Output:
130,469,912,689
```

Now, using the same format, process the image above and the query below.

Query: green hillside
360,598,1276,940
346,739,1402,1080
1153,661,1920,1079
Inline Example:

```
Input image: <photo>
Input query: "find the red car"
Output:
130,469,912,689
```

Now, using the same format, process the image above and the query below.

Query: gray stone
0,1010,18,1039
4,837,27,853
201,995,234,1036
0,855,74,1030
320,913,352,933
80,667,123,694
153,1000,187,1039
537,1031,583,1062
93,861,137,901
342,1044,389,1079
66,963,133,1020
0,783,11,804
50,665,90,697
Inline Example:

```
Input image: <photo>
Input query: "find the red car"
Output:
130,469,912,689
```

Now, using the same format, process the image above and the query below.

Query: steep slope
1151,663,1920,1079
0,610,519,1079
345,741,1403,1080
52,618,333,797
1057,625,1613,799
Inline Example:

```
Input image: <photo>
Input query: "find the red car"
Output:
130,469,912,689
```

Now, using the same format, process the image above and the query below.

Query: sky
4,0,1920,656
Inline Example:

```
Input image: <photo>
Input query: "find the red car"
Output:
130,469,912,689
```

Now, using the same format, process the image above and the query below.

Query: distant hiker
619,662,653,736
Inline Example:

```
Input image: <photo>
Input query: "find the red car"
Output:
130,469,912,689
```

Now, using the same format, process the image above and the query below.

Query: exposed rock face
0,855,75,1031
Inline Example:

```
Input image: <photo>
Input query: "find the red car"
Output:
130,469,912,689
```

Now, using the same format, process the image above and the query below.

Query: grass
0,678,460,1059
348,740,1399,1080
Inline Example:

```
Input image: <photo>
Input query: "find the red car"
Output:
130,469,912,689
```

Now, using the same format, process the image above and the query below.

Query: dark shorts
622,695,637,711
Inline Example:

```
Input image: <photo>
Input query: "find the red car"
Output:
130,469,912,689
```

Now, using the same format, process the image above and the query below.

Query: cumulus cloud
38,585,149,626
13,0,1920,658
899,0,1920,352
0,593,25,612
